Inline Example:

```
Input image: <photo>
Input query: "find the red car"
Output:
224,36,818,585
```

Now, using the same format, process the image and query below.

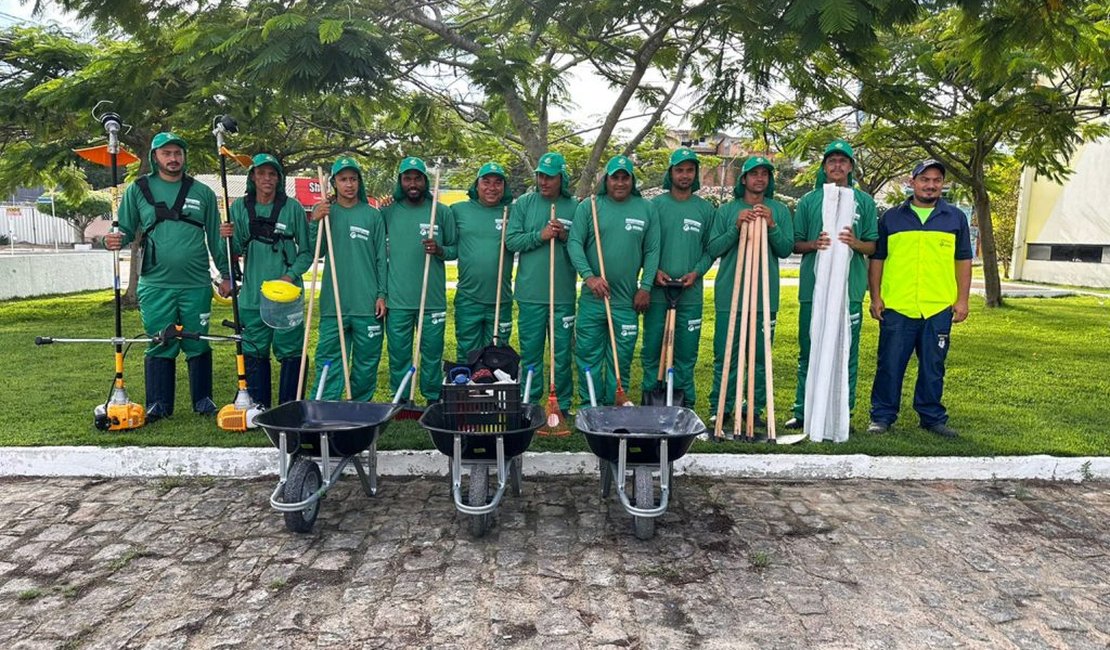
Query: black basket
441,383,522,432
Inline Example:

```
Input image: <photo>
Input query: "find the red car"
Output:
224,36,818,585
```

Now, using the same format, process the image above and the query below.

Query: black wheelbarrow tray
419,401,543,537
576,405,706,539
253,400,403,533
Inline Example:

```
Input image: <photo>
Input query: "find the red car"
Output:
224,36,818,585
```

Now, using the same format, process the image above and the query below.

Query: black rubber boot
245,355,272,409
187,350,218,415
144,356,176,421
277,358,302,405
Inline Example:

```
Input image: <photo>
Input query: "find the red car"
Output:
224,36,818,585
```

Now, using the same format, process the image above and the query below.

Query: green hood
533,151,573,198
245,153,285,198
735,155,776,199
466,161,512,206
815,139,856,188
595,155,641,197
662,147,701,191
331,156,368,203
147,132,187,176
391,156,433,202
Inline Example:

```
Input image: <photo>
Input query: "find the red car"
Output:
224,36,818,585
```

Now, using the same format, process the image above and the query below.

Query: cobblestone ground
0,473,1107,649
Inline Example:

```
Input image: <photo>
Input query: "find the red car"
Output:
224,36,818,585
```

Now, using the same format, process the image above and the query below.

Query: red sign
293,177,379,208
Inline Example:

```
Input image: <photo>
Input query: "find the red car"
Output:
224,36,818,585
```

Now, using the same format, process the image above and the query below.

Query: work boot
923,422,959,439
144,356,176,421
187,350,218,415
244,355,272,409
866,420,891,435
278,358,303,405
784,417,804,430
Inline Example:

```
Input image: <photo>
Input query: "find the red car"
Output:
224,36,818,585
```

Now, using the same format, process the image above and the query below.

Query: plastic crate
441,383,522,432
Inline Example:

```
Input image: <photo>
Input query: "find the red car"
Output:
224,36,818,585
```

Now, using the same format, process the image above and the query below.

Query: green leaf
261,13,307,40
818,0,859,34
318,19,346,45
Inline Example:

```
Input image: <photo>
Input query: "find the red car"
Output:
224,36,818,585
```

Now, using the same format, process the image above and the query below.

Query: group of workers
104,131,972,440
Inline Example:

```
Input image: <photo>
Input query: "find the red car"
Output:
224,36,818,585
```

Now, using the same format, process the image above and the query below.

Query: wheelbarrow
419,367,542,537
578,367,706,539
253,366,414,533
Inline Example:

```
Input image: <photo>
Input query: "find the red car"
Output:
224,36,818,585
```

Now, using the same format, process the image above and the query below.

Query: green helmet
533,151,573,198
662,147,701,191
596,155,640,196
331,156,368,203
147,132,187,175
392,156,433,202
246,153,285,198
466,161,512,206
735,155,776,199
815,139,856,188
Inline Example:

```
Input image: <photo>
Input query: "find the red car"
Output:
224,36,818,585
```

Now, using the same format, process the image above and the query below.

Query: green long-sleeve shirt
505,191,579,305
116,174,229,288
706,198,794,313
318,203,387,317
793,186,878,304
567,194,660,310
382,199,457,312
649,192,715,306
452,199,513,305
227,194,315,311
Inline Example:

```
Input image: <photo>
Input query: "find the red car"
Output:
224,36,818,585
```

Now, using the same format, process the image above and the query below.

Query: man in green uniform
785,140,878,430
307,156,387,401
452,162,514,360
706,156,794,424
105,132,229,420
382,157,457,403
506,152,578,410
220,153,315,407
567,155,660,406
640,147,714,408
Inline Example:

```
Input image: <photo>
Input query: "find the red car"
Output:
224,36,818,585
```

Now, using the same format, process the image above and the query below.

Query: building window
1027,244,1107,263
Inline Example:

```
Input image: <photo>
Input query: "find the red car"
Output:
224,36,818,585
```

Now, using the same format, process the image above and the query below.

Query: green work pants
640,301,703,407
453,296,513,362
387,308,446,403
574,298,638,406
517,301,575,412
311,313,384,402
792,301,863,419
709,309,777,417
137,284,212,359
240,308,304,361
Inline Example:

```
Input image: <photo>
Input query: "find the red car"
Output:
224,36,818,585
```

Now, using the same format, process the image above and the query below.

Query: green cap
736,155,776,199
393,156,433,201
330,156,368,203
246,153,285,197
533,152,572,198
816,139,856,188
662,147,701,191
596,155,640,196
147,132,188,175
467,161,511,205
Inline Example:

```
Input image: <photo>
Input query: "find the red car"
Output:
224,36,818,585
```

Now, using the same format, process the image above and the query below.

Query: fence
1,204,83,249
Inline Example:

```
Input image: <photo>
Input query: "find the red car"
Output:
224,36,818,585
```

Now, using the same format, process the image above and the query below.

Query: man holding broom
382,156,457,404
706,156,793,427
640,147,714,408
786,139,877,432
506,152,578,414
452,162,514,361
567,155,660,407
105,132,230,420
308,156,387,401
220,153,315,407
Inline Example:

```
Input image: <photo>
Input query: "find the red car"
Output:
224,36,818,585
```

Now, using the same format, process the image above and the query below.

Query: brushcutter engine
93,388,146,431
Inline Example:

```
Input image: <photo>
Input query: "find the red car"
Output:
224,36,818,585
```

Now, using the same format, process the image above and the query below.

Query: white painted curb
0,447,1106,482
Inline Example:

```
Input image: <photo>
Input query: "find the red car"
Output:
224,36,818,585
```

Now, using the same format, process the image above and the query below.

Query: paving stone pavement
0,474,1107,649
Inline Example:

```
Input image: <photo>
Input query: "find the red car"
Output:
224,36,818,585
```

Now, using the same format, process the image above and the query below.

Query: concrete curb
1,447,1106,482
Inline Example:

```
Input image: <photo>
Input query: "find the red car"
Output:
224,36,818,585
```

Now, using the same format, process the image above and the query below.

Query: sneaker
923,422,958,439
783,417,804,430
708,412,731,425
866,420,890,435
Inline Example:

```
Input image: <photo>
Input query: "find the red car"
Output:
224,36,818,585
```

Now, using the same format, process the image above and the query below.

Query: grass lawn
3,286,1108,457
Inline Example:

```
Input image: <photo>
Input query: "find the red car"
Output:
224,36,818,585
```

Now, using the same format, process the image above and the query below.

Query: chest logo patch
624,218,645,232
682,219,701,233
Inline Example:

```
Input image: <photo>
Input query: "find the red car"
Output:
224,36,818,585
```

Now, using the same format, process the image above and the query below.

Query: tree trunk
970,171,1003,308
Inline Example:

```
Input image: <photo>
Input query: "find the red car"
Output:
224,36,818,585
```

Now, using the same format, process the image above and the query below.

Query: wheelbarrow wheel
509,456,523,497
599,460,613,498
468,464,491,537
633,465,655,540
283,457,322,534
